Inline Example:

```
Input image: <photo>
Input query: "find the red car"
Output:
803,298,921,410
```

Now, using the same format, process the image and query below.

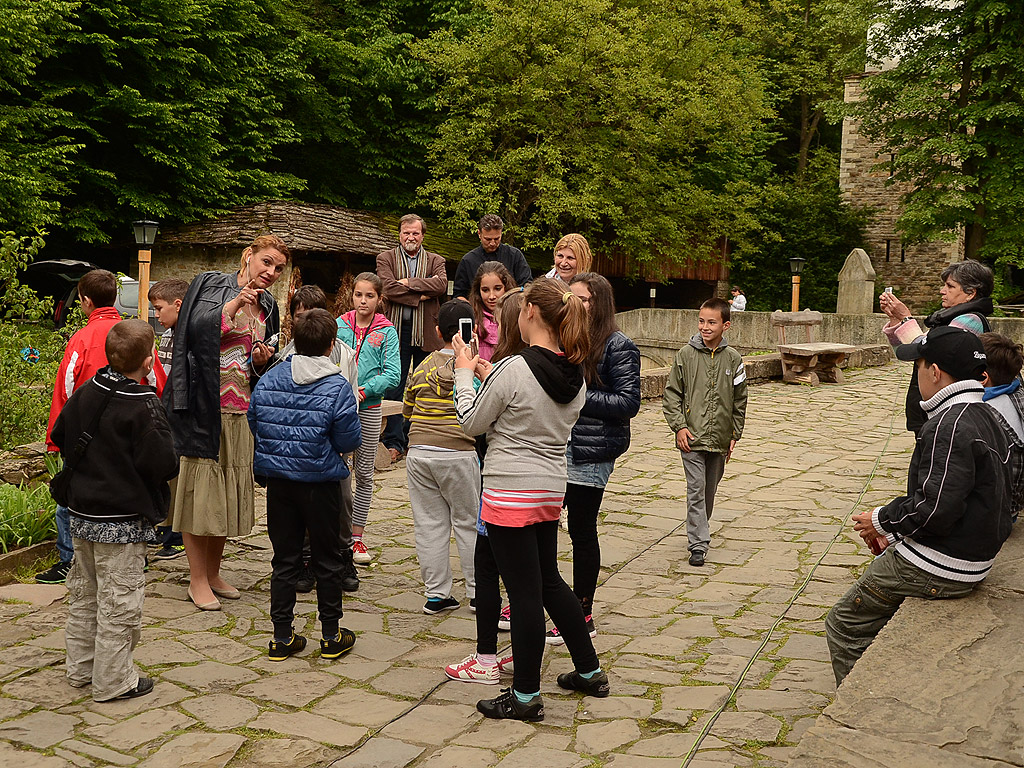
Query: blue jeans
56,504,73,564
381,320,428,452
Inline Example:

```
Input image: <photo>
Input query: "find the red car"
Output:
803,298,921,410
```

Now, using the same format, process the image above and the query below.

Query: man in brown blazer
377,213,448,459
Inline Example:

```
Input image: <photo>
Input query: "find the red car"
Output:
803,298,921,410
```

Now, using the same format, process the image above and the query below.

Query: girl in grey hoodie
452,277,610,722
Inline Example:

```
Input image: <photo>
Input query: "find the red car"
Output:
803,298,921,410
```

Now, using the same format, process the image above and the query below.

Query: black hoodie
520,346,584,404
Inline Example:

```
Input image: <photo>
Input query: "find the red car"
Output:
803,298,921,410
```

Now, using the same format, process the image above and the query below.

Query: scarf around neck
388,246,430,347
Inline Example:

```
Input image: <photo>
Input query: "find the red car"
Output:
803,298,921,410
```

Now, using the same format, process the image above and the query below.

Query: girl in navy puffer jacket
547,274,640,645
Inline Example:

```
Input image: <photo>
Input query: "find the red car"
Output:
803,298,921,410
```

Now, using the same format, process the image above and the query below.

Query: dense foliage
858,0,1024,267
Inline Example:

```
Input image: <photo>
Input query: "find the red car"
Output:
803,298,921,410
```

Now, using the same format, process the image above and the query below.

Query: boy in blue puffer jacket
248,309,362,661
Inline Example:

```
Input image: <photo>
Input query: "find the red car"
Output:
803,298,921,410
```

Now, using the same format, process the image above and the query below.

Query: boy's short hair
701,297,731,323
290,285,328,317
105,319,155,375
437,300,475,343
293,308,336,356
78,269,117,308
148,278,188,303
980,332,1024,386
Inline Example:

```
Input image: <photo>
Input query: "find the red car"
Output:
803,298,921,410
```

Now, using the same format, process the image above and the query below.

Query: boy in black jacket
52,320,179,701
826,326,1013,686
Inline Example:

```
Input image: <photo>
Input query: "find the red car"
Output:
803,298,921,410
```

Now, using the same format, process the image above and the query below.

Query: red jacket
45,307,166,450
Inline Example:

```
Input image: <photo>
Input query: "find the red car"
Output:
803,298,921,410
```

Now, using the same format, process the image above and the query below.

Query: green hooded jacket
662,334,747,453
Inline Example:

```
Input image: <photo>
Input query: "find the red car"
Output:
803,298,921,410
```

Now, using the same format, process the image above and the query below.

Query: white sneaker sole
445,669,498,685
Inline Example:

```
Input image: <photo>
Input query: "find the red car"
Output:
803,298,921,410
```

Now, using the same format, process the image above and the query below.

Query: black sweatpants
486,519,599,694
267,478,345,639
474,533,502,655
302,469,355,560
564,483,605,614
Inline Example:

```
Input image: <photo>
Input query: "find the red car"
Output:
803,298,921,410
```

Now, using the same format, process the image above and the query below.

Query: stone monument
837,248,876,314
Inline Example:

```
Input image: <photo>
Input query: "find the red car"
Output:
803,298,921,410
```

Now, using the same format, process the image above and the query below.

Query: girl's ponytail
523,278,590,365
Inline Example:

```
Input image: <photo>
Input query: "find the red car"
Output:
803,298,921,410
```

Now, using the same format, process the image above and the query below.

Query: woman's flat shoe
187,587,221,611
211,585,240,600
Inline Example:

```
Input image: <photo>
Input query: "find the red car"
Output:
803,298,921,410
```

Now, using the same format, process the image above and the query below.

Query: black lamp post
133,220,159,320
789,256,806,312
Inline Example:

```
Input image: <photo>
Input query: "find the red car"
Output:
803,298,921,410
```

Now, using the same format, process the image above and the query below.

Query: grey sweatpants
681,450,726,554
65,539,147,701
406,447,480,600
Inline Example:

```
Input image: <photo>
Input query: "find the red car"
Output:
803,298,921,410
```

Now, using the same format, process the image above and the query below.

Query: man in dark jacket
248,309,362,662
54,319,179,701
826,326,1014,686
453,214,533,300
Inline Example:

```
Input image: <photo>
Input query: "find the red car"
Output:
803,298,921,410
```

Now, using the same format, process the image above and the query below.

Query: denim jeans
825,547,975,687
56,504,73,564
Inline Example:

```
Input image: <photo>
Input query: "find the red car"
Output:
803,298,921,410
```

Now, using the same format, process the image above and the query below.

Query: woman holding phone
164,235,288,611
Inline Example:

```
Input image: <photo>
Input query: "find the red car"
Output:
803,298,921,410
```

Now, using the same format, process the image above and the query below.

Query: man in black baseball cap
825,324,1012,686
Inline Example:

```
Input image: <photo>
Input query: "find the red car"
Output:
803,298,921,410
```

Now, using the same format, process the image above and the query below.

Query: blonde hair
522,278,589,364
553,233,593,275
238,234,291,271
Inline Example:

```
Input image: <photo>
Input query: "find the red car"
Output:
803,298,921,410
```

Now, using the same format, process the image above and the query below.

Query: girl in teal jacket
335,273,401,563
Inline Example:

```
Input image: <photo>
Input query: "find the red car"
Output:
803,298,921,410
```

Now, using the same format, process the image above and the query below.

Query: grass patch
0,482,56,553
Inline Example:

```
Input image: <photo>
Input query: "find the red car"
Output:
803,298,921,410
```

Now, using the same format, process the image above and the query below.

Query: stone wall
840,74,963,313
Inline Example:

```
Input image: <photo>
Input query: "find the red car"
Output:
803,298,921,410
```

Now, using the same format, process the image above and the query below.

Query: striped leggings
352,407,383,530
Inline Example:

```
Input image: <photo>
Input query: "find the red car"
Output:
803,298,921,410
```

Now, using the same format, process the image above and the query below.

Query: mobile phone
884,287,893,294
459,317,473,345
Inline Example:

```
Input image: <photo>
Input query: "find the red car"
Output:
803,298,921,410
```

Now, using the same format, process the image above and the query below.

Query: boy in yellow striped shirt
404,300,480,615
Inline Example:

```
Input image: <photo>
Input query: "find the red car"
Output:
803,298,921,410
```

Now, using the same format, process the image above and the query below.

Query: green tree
858,0,1024,266
415,0,772,268
0,0,80,234
729,152,867,312
16,0,306,243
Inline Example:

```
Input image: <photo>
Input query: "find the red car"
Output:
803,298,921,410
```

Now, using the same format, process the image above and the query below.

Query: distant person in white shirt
729,286,746,312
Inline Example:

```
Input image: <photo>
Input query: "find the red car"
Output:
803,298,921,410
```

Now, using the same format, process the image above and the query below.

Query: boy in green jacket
663,298,747,567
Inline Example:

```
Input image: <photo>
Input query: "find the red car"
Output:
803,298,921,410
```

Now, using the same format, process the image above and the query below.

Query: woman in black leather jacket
545,273,641,645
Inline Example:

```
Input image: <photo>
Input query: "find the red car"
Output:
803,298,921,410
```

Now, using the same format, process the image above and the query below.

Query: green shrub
0,483,56,553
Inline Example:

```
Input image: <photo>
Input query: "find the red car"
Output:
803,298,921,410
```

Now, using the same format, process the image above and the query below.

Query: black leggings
473,533,502,655
564,483,605,614
486,519,599,693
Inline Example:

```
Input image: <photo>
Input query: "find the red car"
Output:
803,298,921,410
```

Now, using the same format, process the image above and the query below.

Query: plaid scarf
387,246,430,347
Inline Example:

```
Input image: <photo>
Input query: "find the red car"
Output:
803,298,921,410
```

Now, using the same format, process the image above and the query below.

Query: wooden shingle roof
157,201,478,263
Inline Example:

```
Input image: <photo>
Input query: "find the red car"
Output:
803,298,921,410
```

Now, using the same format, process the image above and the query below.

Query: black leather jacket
163,271,280,459
570,331,641,464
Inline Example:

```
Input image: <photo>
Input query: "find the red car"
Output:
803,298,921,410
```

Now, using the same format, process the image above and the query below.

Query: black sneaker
268,633,307,661
296,562,315,593
477,688,544,721
340,549,359,593
114,677,154,699
151,544,186,561
688,550,706,567
36,561,71,584
423,596,460,615
557,669,610,698
469,598,477,613
320,628,357,659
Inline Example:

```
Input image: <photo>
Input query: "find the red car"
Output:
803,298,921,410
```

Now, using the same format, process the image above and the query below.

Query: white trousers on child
681,450,726,554
406,447,480,600
65,539,146,701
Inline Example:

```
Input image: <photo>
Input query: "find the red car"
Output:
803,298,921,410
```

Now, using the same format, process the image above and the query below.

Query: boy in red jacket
37,270,122,584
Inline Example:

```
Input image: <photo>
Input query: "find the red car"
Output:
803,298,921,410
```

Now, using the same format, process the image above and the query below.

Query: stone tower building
839,72,963,313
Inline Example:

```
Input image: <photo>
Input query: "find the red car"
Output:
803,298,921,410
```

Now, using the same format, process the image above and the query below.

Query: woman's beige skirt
170,412,255,537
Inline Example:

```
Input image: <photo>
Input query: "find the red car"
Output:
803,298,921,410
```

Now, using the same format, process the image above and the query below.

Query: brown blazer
376,247,448,352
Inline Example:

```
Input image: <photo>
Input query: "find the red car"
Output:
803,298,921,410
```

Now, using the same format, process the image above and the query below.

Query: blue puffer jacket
570,331,642,464
248,355,362,482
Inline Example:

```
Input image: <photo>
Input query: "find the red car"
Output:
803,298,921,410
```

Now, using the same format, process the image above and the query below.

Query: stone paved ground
0,363,916,768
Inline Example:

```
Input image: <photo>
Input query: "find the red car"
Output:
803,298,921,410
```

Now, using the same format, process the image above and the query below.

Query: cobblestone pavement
0,363,916,768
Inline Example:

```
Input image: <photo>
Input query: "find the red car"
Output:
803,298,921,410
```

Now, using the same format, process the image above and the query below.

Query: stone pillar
836,248,876,314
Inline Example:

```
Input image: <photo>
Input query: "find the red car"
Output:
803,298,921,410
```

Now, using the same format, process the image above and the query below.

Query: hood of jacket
520,346,584,404
291,355,344,386
340,310,394,340
688,333,731,353
422,350,457,397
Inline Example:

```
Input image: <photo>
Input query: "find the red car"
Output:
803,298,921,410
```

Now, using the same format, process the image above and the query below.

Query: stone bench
772,310,857,385
787,528,1024,767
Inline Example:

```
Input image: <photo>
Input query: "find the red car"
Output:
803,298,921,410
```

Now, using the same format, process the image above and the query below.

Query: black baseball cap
895,325,987,381
437,299,475,342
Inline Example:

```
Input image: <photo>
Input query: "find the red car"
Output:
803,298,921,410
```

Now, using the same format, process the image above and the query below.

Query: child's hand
475,359,493,381
726,439,737,462
452,335,477,370
852,509,880,544
251,341,271,366
675,428,694,452
357,387,366,403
